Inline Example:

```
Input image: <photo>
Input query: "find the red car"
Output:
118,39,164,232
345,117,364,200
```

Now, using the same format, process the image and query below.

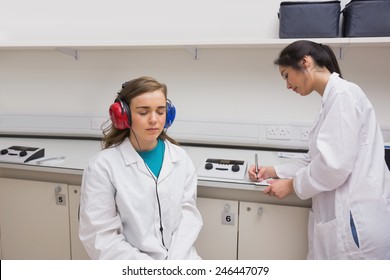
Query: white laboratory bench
0,136,312,260
0,136,311,207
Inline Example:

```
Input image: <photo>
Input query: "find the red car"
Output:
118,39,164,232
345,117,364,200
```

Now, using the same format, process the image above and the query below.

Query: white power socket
91,118,108,130
301,127,311,141
266,125,292,140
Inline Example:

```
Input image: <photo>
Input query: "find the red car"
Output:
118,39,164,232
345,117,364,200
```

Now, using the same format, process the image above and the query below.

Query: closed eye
281,69,288,80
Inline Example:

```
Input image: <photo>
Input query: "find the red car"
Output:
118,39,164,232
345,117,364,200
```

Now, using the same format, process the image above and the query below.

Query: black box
278,1,341,38
342,0,390,37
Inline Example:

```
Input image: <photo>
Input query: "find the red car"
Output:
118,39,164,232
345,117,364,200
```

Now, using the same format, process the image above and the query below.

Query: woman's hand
248,164,276,182
263,178,294,199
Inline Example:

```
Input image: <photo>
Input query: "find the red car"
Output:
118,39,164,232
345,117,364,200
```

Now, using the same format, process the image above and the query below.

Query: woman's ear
301,55,308,66
301,55,312,69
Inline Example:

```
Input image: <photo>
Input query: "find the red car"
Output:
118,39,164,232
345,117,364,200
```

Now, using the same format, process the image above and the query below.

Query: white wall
1,0,283,42
1,0,352,42
0,0,389,147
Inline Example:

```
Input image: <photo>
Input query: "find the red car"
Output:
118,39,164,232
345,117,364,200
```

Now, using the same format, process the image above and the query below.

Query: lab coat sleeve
167,159,203,260
293,91,359,200
79,161,153,260
275,158,310,179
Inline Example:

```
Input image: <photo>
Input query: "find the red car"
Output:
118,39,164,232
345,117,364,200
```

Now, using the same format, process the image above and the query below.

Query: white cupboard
195,197,239,259
68,185,90,260
195,197,309,260
0,178,71,259
0,177,309,260
238,201,309,260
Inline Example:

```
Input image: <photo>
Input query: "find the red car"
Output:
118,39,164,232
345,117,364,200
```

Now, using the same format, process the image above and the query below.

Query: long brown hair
102,76,179,149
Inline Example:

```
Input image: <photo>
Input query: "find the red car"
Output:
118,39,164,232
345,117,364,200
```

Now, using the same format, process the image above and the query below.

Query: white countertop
0,136,311,207
0,137,101,175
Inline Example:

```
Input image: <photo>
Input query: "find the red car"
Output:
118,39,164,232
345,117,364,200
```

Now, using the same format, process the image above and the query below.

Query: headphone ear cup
165,99,176,128
109,100,131,130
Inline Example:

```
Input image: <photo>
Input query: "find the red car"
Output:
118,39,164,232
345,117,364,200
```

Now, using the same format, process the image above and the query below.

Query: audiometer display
197,158,248,180
0,146,45,164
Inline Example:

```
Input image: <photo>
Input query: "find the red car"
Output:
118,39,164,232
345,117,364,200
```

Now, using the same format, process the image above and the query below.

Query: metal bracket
338,44,348,60
186,46,199,60
55,47,79,60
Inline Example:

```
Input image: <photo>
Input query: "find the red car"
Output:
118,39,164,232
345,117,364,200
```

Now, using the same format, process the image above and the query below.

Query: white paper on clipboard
278,152,309,159
254,179,271,186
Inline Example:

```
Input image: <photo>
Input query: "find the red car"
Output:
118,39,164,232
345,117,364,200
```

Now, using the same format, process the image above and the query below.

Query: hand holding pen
248,153,265,182
248,154,276,182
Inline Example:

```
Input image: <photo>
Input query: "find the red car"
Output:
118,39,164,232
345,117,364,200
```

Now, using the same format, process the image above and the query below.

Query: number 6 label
222,212,235,226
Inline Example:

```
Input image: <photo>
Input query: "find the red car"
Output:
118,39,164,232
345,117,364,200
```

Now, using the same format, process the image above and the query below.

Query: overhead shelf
0,37,389,50
1,37,388,60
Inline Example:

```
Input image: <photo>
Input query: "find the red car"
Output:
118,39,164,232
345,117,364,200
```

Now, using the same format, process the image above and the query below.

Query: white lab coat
79,138,203,260
275,73,390,259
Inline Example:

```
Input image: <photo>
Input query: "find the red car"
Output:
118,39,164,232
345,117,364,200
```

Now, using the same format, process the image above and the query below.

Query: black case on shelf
278,1,341,38
342,0,390,37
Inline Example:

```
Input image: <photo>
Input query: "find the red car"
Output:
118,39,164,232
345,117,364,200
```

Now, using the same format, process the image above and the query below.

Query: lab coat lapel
157,141,179,183
118,138,182,180
117,138,153,177
309,73,339,152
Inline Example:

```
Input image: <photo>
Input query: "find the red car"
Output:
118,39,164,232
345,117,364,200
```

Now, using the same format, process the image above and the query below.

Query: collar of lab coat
117,137,183,181
321,72,340,107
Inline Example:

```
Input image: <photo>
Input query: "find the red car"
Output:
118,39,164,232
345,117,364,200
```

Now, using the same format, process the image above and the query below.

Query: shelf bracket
55,47,79,60
186,46,199,60
338,44,348,60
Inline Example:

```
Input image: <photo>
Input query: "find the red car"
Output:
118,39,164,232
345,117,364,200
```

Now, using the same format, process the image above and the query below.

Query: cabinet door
238,202,309,260
0,178,70,259
0,228,2,259
68,185,90,260
194,197,238,260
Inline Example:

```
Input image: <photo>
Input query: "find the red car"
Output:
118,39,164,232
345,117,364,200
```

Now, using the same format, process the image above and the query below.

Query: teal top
138,139,165,178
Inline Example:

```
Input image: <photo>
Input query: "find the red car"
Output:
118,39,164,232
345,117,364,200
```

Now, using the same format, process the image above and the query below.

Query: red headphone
109,99,131,130
109,98,176,130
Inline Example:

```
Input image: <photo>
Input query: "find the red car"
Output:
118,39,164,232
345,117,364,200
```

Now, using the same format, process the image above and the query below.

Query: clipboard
254,179,271,186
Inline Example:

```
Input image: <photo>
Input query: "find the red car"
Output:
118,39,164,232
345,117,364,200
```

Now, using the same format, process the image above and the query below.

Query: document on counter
35,156,66,165
254,179,271,186
278,152,309,159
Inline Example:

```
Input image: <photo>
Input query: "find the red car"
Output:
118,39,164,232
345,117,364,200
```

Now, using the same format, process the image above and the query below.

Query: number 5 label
56,193,66,206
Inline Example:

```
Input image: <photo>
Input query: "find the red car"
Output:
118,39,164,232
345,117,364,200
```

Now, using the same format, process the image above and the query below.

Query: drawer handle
55,186,61,194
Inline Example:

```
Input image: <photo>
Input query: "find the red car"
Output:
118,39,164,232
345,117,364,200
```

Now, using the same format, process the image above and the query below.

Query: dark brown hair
274,40,342,78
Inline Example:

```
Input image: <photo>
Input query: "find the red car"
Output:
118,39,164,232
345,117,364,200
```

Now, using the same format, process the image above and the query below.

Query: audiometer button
231,164,240,172
205,162,213,170
19,150,27,157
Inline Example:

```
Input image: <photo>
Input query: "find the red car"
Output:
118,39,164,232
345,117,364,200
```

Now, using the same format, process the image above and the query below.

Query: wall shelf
0,37,389,51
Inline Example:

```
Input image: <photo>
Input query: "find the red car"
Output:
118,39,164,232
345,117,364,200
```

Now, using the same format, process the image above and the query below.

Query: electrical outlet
301,127,310,141
91,118,107,130
266,125,292,140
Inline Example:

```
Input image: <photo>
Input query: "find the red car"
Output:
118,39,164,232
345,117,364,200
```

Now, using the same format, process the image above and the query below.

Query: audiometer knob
205,163,213,170
231,164,240,172
19,150,27,157
1,149,8,155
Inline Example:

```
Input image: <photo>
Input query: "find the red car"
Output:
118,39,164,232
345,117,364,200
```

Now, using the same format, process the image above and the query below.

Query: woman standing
79,76,203,260
248,40,390,259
